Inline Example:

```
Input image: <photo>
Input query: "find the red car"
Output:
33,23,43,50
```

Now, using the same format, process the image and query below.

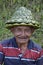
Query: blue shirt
0,37,42,65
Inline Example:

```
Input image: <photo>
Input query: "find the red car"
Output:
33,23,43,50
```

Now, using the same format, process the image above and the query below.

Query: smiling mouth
17,37,28,39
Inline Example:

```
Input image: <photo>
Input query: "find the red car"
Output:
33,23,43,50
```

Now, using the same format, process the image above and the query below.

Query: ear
10,28,14,33
31,28,35,33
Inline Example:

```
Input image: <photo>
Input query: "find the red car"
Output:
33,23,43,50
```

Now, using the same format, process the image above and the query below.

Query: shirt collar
12,37,33,49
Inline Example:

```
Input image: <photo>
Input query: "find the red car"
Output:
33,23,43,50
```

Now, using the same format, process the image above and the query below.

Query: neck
18,43,28,54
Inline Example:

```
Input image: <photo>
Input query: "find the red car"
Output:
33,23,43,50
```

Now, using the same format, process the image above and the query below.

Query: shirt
36,50,43,65
0,37,42,65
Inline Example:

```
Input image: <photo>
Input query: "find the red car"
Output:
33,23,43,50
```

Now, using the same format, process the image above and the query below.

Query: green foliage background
0,0,43,47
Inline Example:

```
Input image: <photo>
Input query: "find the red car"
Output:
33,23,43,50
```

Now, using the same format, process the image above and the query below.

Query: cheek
25,32,32,37
12,31,32,37
13,32,21,36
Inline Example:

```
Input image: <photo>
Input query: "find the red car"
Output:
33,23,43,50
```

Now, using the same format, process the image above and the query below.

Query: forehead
14,26,31,29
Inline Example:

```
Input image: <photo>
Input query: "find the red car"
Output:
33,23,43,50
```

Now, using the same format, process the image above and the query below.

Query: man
0,7,42,65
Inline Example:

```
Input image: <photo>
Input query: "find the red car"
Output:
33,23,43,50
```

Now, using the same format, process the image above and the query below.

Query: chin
17,40,28,44
19,41,26,43
16,38,29,44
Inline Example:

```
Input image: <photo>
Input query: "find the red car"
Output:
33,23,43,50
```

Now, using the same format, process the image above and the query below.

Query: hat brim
5,23,40,29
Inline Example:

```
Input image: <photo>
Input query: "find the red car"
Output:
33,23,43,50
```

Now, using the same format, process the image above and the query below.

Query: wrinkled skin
10,26,35,53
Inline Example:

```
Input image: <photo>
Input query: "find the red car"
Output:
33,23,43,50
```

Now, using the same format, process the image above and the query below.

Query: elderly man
0,7,42,65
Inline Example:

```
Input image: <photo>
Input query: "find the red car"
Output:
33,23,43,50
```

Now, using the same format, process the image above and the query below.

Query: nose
21,30,25,36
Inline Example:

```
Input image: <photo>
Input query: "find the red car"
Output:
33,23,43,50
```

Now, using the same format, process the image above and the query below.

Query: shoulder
0,37,15,47
33,42,42,51
28,40,42,51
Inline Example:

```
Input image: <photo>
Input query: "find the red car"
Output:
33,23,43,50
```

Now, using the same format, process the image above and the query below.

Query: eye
25,29,31,33
16,28,21,32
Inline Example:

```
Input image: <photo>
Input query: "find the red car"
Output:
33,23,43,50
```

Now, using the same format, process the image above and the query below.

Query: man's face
11,26,34,44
